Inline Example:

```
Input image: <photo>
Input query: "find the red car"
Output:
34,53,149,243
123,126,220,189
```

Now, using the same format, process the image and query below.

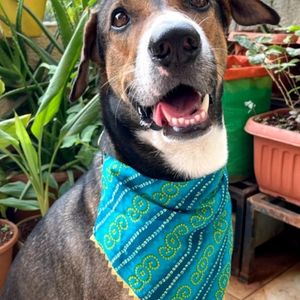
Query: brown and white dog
2,1,279,299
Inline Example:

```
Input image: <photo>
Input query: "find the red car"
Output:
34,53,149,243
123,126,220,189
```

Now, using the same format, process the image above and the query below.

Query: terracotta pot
245,109,300,206
0,219,19,289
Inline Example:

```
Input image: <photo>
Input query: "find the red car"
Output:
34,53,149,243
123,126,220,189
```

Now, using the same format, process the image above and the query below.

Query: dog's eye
111,9,130,29
190,0,210,9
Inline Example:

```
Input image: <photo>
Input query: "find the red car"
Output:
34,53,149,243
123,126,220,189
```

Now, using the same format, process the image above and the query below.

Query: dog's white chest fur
137,126,228,179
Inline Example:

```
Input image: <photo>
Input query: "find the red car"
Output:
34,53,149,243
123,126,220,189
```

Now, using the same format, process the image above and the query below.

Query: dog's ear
70,8,100,102
230,0,280,26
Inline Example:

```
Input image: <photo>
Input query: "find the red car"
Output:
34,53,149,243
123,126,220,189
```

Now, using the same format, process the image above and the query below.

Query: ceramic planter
0,219,19,289
245,109,300,205
0,0,47,37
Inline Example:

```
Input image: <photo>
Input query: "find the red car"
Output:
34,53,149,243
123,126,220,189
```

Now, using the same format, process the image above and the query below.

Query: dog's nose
148,22,200,68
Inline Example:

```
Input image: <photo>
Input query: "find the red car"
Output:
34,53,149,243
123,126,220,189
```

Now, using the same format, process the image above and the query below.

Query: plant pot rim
245,108,300,147
0,219,19,255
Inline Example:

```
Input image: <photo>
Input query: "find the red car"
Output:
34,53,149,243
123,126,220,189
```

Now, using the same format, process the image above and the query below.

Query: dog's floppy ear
230,0,280,26
70,8,100,102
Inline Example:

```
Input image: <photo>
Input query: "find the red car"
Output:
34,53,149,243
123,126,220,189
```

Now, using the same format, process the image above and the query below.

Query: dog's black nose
148,22,200,68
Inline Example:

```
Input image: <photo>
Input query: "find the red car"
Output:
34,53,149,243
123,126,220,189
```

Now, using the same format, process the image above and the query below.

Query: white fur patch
137,126,228,179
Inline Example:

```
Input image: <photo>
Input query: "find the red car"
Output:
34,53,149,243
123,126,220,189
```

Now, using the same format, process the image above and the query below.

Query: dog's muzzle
133,16,218,140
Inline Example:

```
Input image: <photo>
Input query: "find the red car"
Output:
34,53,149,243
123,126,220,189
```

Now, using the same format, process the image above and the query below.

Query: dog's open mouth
138,85,212,138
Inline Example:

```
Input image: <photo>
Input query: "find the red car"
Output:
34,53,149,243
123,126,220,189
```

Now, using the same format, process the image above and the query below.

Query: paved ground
225,231,300,300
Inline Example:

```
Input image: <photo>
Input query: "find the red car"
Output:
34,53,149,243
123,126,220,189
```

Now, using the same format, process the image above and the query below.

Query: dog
1,1,279,299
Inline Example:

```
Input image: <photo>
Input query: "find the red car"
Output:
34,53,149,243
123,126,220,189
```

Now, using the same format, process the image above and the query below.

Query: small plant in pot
0,219,18,289
242,25,300,205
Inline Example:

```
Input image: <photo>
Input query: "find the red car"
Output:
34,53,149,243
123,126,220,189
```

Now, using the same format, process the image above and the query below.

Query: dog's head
71,0,279,179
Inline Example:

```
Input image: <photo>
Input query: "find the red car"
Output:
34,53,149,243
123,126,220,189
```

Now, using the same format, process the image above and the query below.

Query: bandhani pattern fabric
92,155,233,300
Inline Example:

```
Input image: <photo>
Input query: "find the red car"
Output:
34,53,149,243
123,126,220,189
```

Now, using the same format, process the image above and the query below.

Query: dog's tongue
153,89,200,127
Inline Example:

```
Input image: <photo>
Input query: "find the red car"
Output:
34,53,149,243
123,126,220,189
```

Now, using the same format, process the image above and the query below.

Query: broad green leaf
0,129,19,149
0,198,39,211
31,10,88,139
0,115,31,137
81,125,99,143
61,135,79,149
14,114,39,175
60,94,100,138
0,182,36,199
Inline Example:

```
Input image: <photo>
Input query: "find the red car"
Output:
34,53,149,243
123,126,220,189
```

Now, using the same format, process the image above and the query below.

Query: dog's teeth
201,94,210,113
190,119,196,125
171,118,178,126
178,118,185,125
200,111,207,119
185,120,190,126
195,114,201,122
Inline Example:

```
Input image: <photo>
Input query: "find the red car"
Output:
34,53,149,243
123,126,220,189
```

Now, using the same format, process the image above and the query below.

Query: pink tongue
153,90,200,127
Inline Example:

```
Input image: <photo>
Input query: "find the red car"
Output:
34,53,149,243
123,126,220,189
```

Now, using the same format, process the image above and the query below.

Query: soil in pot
0,219,19,289
0,223,14,247
254,110,300,132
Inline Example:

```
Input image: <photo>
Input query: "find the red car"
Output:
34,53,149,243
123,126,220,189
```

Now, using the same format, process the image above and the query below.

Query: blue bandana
92,155,232,300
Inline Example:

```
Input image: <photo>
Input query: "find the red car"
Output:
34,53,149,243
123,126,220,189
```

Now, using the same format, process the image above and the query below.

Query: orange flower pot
245,109,300,206
0,219,19,289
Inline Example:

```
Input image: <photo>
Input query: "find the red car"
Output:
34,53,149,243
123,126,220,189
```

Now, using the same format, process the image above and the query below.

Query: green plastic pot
222,55,272,182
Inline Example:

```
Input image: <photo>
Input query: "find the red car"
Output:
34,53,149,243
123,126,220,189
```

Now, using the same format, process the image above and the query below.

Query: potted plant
244,26,300,205
0,0,47,37
0,6,101,243
228,25,299,55
0,218,18,289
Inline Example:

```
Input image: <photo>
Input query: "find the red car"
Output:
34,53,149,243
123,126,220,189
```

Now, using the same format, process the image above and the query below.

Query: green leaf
0,182,36,199
31,10,89,139
287,25,300,33
60,94,100,138
0,79,5,95
248,53,266,65
14,114,39,175
81,125,98,143
61,135,79,149
0,115,31,137
42,172,58,190
0,129,19,149
50,0,74,48
16,33,58,65
0,198,39,211
286,47,300,57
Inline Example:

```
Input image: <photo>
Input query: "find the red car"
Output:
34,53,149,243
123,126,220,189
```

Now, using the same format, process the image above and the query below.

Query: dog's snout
148,22,201,68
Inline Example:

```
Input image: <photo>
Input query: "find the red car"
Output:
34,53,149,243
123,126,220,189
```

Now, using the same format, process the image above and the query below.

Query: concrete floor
225,231,300,300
